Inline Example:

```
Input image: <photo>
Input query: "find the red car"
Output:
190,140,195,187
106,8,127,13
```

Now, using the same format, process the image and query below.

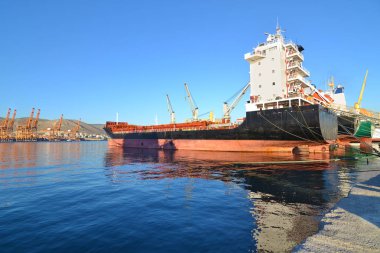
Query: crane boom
74,119,80,132
26,108,35,129
69,119,81,140
355,70,368,110
8,110,16,130
223,82,250,121
166,94,176,124
2,108,11,128
33,109,40,129
184,83,199,121
55,114,63,131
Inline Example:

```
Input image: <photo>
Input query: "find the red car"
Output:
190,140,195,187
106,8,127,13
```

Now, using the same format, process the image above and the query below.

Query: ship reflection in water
104,146,354,252
0,142,367,252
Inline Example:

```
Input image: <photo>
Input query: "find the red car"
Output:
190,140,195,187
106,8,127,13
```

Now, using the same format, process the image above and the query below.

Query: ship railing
329,104,380,123
244,50,266,60
287,62,310,76
112,124,239,134
288,75,311,86
285,41,298,50
286,49,304,61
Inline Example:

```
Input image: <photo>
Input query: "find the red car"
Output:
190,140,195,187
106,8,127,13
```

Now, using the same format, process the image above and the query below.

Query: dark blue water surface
0,142,378,253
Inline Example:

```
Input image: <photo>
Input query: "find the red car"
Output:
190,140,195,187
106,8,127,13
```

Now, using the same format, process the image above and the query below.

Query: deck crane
223,82,250,123
166,94,176,124
184,83,199,121
354,70,368,112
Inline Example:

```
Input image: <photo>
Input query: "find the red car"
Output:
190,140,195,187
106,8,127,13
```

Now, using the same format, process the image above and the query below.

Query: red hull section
108,138,330,153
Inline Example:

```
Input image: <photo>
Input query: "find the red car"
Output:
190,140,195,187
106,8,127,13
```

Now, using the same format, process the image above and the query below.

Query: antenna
276,17,279,31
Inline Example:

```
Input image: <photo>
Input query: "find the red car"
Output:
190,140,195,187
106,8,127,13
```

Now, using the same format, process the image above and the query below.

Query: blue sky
0,0,379,124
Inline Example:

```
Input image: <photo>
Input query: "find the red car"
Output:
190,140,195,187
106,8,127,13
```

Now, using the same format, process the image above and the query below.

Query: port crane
2,108,11,128
223,82,250,123
68,119,80,140
184,83,199,121
166,94,176,124
31,109,40,139
0,108,11,140
48,114,63,140
16,108,35,141
8,109,16,140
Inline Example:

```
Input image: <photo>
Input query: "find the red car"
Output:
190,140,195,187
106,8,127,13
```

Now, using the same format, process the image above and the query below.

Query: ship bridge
245,25,317,112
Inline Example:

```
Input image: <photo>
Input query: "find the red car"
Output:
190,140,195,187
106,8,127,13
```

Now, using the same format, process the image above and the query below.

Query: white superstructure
244,26,319,112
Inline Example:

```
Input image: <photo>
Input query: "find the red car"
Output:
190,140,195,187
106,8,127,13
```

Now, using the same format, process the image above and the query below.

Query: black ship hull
106,105,337,141
105,105,337,152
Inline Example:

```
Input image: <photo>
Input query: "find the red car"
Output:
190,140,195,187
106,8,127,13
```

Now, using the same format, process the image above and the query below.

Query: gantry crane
68,119,81,140
223,82,250,123
16,108,35,141
7,109,16,140
166,94,176,124
46,114,63,140
0,108,11,141
31,109,40,139
184,83,199,121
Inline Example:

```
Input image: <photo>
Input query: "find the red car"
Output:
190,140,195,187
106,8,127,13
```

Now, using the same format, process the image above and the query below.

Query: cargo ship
105,26,338,153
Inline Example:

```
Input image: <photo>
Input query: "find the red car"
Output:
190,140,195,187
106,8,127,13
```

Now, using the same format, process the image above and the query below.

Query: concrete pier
294,167,380,252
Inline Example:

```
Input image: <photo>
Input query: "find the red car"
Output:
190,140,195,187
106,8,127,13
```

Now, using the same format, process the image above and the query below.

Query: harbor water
0,142,378,252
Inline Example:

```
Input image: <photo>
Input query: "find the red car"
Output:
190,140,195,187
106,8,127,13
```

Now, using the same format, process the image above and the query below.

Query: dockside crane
166,94,176,124
32,109,40,139
48,114,63,140
7,109,16,140
68,119,81,140
54,114,63,132
2,108,11,128
184,83,199,121
16,108,35,141
26,108,35,130
223,82,250,123
0,108,11,140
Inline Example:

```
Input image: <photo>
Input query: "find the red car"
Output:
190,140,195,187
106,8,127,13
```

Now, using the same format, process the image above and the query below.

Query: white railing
287,51,304,61
287,62,310,76
285,41,297,48
244,50,266,60
288,75,311,86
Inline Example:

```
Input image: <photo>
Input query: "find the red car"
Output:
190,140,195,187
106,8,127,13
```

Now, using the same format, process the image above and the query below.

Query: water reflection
104,146,356,252
0,142,372,252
